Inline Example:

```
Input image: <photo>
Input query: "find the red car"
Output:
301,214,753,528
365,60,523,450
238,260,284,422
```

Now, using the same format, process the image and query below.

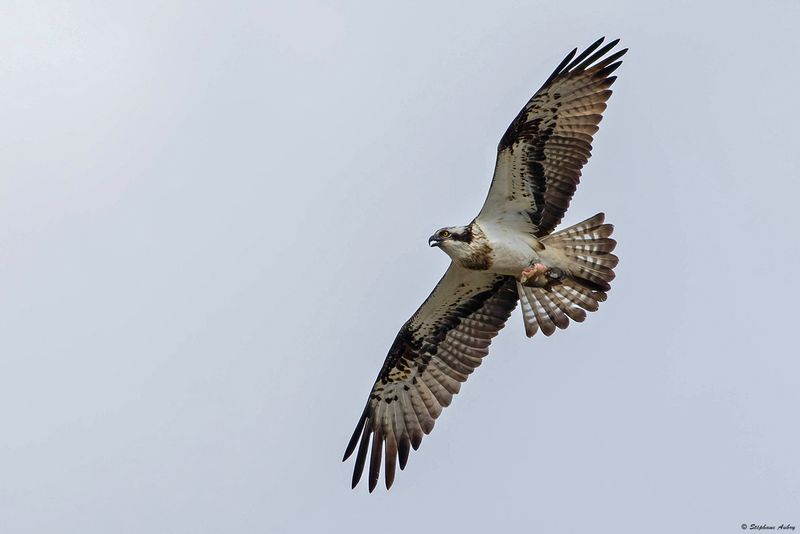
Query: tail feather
518,213,616,338
543,212,617,291
550,284,587,322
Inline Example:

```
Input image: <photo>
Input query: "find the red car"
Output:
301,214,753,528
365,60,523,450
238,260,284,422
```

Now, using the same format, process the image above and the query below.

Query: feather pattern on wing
342,266,518,491
478,37,627,236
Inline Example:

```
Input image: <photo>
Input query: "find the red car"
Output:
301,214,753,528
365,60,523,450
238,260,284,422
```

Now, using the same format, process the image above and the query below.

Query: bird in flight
343,37,626,492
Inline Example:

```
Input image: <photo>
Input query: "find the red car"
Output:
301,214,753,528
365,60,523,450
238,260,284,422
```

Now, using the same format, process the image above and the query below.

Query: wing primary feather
594,63,622,81
398,435,410,470
575,39,620,71
384,401,401,488
400,388,424,450
541,47,577,88
343,407,368,461
592,49,628,72
368,427,383,493
351,419,371,489
410,418,424,449
384,431,397,490
564,36,605,72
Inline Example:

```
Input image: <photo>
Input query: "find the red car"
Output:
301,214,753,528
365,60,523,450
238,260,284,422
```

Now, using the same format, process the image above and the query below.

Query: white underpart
473,218,542,276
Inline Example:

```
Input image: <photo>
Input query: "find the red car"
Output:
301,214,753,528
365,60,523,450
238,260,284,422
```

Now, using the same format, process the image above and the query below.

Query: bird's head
428,225,473,257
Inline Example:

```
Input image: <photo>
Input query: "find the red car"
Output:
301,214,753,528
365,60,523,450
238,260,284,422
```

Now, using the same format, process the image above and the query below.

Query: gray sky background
2,1,799,532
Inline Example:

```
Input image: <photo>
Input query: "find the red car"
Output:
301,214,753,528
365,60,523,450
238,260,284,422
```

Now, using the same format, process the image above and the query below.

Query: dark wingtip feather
398,437,410,470
595,62,622,80
410,430,422,450
594,48,628,72
385,462,396,490
367,429,383,493
575,39,619,71
343,408,368,462
564,36,605,72
384,435,397,490
541,47,577,89
350,419,371,489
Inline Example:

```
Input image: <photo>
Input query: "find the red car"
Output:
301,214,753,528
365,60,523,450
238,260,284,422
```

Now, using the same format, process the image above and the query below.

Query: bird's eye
440,230,450,238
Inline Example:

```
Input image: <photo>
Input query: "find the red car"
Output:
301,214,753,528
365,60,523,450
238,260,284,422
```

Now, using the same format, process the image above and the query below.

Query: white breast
474,219,542,276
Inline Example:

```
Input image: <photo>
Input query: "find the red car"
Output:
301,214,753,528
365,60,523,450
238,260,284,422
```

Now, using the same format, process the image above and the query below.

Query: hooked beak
429,235,442,247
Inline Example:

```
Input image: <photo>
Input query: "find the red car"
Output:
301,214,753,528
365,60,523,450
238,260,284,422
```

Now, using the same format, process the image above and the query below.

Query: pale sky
1,1,799,533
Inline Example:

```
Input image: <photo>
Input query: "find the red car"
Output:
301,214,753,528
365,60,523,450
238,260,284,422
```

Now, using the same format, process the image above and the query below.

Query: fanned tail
518,213,617,337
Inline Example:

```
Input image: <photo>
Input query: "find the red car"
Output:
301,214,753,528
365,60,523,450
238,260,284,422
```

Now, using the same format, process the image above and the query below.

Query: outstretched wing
343,266,518,491
478,37,627,236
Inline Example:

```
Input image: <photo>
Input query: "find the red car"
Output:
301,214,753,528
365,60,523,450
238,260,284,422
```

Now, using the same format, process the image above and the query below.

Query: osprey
344,37,626,491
